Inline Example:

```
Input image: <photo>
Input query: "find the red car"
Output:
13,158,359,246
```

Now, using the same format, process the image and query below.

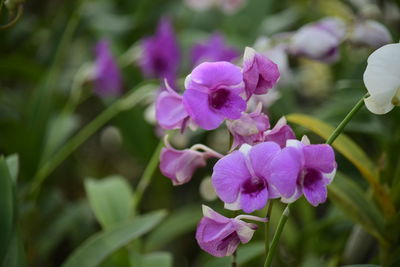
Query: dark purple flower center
210,89,230,110
153,57,168,75
242,176,265,196
302,168,322,189
216,232,239,251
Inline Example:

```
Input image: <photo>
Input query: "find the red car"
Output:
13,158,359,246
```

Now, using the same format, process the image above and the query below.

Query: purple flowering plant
152,45,359,265
86,16,394,265
5,1,400,267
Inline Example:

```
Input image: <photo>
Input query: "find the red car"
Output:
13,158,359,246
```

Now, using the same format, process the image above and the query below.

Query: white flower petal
363,43,400,114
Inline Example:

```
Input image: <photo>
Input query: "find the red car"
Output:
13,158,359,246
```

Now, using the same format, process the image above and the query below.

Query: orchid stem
0,4,23,30
232,250,237,267
265,200,274,256
325,93,368,145
264,204,290,267
263,93,368,267
133,139,165,211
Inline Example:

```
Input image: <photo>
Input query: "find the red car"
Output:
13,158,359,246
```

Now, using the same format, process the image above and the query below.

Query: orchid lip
210,88,230,109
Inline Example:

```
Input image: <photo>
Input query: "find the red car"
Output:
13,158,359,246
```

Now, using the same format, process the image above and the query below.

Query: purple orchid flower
212,142,299,213
191,33,239,66
281,138,337,206
140,18,180,86
160,138,223,185
264,117,296,148
288,17,346,63
160,146,207,186
155,80,190,130
196,205,261,257
226,104,270,150
183,61,247,130
242,47,280,98
94,40,122,97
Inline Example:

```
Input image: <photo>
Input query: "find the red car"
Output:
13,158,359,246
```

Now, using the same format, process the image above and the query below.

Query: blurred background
1,0,400,266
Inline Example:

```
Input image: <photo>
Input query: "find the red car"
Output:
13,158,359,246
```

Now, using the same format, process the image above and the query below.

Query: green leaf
286,113,395,217
40,114,79,164
340,265,380,267
140,252,173,267
2,230,27,267
62,210,167,267
84,176,134,229
0,157,15,264
5,154,19,182
328,173,387,245
145,204,202,251
37,201,91,257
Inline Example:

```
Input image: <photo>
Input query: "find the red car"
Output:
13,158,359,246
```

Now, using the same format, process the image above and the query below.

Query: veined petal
364,92,396,114
267,146,301,198
249,142,281,177
156,91,188,129
303,169,327,206
234,220,257,243
212,150,251,203
190,61,243,89
303,144,336,173
202,205,231,224
183,89,224,130
215,92,247,120
240,187,269,213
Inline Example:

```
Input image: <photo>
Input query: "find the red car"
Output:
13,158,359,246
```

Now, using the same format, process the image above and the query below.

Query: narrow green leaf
140,252,173,267
84,176,134,229
40,114,79,164
37,201,91,257
62,210,167,267
286,113,395,217
329,173,387,245
145,204,202,251
0,157,15,263
2,230,27,267
5,154,19,182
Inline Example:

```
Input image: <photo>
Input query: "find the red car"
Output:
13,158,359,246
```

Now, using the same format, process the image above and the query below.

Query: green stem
232,250,237,267
264,204,290,267
265,200,274,256
0,0,4,14
0,4,23,30
30,83,155,196
263,93,368,267
325,93,368,145
132,139,165,211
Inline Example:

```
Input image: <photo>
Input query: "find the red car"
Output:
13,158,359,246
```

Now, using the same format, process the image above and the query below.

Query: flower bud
243,47,280,97
94,40,122,97
159,145,207,186
226,106,270,150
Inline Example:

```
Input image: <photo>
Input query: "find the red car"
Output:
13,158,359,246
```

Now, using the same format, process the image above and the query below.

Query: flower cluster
156,47,337,257
256,17,392,67
156,46,279,131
